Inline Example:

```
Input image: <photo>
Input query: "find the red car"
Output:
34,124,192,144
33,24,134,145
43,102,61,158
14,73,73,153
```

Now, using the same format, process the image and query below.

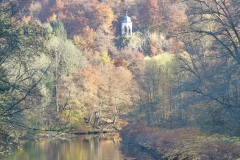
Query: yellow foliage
22,16,32,23
60,110,84,124
93,3,115,34
101,52,114,65
73,35,86,50
79,65,101,95
144,53,175,66
47,13,57,22
73,27,95,50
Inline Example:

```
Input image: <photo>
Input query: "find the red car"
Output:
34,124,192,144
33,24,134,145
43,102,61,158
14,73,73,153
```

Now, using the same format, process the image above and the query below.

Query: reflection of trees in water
80,135,157,160
93,136,102,159
113,137,120,148
93,136,100,149
79,135,120,159
5,134,157,160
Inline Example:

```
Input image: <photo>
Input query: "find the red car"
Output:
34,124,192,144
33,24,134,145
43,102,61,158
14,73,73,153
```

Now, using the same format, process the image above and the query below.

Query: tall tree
176,0,240,134
0,0,50,152
47,21,87,113
184,0,240,63
92,3,115,35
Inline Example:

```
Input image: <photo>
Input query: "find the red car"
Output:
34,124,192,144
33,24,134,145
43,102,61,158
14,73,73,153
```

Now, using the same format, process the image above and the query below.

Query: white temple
121,11,132,36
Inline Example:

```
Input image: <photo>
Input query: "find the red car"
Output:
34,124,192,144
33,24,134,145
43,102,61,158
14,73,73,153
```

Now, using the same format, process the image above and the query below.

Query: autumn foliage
145,0,162,25
121,124,240,159
73,26,95,50
92,3,115,34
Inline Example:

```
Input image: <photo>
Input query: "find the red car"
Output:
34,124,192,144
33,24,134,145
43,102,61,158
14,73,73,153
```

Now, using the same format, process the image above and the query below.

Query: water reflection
3,134,158,160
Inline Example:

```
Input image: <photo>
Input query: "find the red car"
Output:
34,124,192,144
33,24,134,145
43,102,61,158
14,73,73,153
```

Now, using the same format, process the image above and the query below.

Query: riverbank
120,124,240,160
26,130,109,141
24,124,115,141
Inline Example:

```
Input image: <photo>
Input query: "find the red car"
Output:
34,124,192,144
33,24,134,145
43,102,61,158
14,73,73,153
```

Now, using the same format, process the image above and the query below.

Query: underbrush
121,124,240,160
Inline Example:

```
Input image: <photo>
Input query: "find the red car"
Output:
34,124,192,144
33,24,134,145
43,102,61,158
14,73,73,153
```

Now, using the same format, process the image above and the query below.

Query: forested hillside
0,0,240,158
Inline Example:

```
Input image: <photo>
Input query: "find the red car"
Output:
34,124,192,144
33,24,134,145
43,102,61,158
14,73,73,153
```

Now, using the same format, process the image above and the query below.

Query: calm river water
3,134,159,160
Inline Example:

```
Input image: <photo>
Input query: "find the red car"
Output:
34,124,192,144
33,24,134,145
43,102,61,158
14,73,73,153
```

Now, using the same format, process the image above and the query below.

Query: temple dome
121,11,132,36
122,11,132,23
122,15,132,23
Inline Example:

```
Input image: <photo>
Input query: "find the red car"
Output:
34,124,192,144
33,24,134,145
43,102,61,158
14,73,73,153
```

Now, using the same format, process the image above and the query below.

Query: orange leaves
50,0,64,12
83,26,95,47
78,64,101,94
94,3,114,24
47,13,57,22
146,0,162,25
114,58,127,68
165,38,184,53
168,4,187,24
73,26,95,50
136,0,163,28
56,0,64,9
134,0,187,33
76,16,89,28
92,3,115,34
70,63,135,119
117,48,145,73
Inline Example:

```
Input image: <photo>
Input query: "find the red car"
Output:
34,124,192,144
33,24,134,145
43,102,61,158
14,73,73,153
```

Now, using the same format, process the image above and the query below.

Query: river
3,134,159,160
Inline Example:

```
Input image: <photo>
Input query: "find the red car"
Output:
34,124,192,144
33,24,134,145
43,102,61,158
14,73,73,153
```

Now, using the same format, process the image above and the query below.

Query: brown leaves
73,26,95,50
121,124,240,159
145,0,162,25
57,61,137,127
50,0,64,12
92,3,115,34
135,0,164,28
77,64,101,94
47,13,57,22
114,58,128,68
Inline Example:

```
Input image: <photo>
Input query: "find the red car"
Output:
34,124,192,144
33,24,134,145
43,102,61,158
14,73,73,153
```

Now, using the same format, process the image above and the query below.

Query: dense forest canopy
0,0,239,156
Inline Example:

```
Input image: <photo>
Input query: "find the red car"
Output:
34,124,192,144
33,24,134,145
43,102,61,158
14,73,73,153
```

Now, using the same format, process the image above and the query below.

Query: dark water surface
3,134,159,160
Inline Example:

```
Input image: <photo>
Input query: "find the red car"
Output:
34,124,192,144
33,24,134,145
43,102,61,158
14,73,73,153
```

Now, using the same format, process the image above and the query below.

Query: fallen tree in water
120,124,240,160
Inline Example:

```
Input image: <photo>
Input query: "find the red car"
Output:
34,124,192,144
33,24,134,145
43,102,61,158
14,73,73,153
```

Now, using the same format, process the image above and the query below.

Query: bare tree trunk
113,113,117,126
88,112,94,124
55,51,59,113
112,105,119,126
93,110,101,128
